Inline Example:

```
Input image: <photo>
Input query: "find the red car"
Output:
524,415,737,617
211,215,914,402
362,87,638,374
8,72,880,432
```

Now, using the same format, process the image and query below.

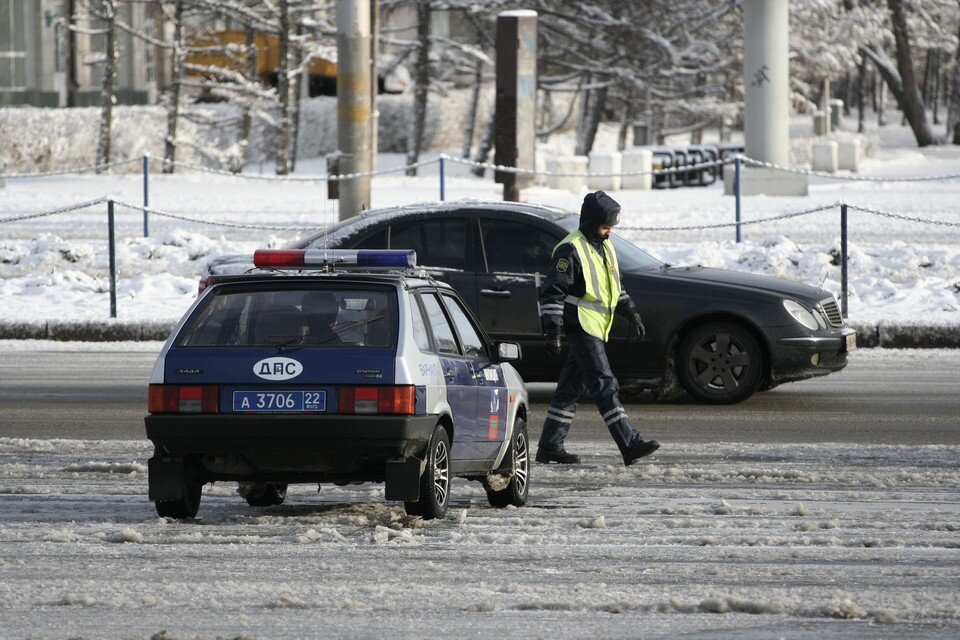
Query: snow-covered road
1,436,957,639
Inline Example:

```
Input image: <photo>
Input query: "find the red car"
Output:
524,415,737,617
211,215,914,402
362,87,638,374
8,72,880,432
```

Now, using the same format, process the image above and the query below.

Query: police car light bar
253,249,417,270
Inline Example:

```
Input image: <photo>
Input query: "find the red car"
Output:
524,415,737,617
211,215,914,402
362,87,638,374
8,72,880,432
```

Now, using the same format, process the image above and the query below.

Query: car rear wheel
678,321,764,404
239,482,288,507
486,418,530,508
154,463,203,519
405,424,450,520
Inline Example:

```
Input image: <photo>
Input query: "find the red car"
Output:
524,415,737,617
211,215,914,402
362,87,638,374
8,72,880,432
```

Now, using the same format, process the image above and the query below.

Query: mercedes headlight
783,299,819,331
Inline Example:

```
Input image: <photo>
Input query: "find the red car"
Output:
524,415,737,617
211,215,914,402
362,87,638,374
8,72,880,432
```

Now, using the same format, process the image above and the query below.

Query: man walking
536,191,660,466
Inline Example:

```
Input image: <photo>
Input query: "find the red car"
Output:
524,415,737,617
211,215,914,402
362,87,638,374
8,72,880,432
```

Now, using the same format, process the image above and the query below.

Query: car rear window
177,286,397,349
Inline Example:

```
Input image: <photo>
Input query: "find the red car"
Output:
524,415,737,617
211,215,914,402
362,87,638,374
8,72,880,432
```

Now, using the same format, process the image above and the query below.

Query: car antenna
817,271,828,293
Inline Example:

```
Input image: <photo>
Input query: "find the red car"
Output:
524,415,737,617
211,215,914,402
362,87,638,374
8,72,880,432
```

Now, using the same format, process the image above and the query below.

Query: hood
655,266,828,303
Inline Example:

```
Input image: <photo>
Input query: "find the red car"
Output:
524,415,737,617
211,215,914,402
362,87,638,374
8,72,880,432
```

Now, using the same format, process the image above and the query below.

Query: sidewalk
1,319,957,348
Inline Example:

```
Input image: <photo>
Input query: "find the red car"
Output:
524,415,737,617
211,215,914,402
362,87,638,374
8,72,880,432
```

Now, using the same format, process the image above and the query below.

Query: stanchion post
108,199,117,319
439,155,446,201
734,156,742,243
840,203,848,318
142,154,150,237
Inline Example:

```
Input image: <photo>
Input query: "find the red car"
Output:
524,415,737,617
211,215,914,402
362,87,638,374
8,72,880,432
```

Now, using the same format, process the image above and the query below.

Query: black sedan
203,201,856,404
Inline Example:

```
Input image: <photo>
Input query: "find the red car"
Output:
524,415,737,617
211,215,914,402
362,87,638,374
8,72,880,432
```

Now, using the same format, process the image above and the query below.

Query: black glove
628,313,646,342
545,333,563,357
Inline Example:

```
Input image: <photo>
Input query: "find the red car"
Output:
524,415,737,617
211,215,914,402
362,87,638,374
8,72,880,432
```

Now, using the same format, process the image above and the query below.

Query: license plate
845,333,857,351
232,390,326,413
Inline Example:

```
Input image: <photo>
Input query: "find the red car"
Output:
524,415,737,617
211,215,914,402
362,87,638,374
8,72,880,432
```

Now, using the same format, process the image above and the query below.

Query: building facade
0,0,152,107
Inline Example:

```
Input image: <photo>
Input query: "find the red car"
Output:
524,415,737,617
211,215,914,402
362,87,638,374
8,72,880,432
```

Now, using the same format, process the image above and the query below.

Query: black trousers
538,332,644,456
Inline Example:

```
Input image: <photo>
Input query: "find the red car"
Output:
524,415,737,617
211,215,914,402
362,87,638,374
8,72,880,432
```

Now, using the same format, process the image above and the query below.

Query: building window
0,0,27,90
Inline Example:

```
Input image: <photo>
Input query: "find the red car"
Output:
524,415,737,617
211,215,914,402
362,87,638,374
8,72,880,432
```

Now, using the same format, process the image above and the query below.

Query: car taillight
148,385,219,413
338,385,416,415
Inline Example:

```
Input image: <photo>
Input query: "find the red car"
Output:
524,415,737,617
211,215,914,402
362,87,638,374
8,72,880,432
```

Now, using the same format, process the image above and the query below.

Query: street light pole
337,0,373,218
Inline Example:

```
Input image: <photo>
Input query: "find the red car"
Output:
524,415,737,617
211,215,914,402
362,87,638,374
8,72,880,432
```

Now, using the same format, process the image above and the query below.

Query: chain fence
6,152,960,184
2,193,959,320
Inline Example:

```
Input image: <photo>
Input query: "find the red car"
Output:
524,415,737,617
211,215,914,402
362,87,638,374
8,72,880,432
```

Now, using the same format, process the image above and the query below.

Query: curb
0,320,958,348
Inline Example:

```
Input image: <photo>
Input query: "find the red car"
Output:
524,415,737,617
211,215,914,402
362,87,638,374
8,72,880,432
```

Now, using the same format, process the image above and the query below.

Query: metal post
439,155,445,201
108,200,117,319
840,203,848,318
337,0,373,218
735,156,742,243
142,154,150,237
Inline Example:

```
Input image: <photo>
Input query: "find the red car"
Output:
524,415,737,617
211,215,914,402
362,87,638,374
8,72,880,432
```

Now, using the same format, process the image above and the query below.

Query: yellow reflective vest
554,230,622,341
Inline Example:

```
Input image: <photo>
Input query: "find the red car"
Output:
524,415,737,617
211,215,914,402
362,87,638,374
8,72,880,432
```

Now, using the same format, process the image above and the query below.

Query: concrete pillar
830,99,844,132
812,141,839,173
813,111,829,136
728,0,807,196
837,138,862,172
621,148,653,190
744,0,789,166
545,155,588,194
337,0,373,218
588,151,622,191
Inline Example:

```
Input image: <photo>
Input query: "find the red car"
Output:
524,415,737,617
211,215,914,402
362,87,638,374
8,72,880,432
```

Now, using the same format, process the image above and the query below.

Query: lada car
202,201,857,404
146,249,529,520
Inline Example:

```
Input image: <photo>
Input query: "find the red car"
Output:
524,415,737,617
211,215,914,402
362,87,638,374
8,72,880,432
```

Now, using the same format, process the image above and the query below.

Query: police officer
536,191,660,466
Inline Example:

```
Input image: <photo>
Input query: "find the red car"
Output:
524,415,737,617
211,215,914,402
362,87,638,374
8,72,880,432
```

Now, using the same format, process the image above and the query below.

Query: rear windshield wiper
272,335,305,352
315,314,385,345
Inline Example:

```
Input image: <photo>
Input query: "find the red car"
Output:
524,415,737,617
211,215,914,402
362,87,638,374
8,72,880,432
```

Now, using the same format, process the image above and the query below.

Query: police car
145,249,530,520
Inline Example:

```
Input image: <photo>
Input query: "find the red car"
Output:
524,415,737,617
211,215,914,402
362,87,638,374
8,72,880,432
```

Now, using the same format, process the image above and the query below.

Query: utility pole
726,0,807,195
336,0,373,218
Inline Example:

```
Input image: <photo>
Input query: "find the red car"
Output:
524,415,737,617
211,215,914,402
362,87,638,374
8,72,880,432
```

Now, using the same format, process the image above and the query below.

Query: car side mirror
495,341,522,363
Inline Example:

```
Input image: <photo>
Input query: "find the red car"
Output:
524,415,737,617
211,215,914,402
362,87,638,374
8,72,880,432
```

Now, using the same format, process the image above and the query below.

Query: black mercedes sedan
202,201,856,404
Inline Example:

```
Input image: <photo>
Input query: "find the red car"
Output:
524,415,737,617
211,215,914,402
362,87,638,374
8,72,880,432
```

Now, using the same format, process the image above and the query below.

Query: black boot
535,448,581,464
623,440,660,466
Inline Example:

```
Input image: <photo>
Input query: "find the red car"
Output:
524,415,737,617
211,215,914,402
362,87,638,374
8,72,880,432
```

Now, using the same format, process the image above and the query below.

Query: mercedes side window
349,228,388,250
479,218,559,274
420,293,460,355
390,218,467,270
441,293,486,359
408,293,432,352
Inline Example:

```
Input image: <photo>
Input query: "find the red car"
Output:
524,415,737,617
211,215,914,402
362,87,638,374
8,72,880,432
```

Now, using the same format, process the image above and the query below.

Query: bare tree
164,0,186,173
886,0,937,145
275,0,293,174
405,0,431,176
83,0,118,171
948,4,960,142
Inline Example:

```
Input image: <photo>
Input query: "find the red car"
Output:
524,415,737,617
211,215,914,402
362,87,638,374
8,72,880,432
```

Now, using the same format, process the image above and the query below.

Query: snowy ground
0,433,957,639
2,141,960,329
3,125,960,636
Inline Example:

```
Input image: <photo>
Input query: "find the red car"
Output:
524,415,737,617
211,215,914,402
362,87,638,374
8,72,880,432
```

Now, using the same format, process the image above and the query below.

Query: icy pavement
1,437,957,639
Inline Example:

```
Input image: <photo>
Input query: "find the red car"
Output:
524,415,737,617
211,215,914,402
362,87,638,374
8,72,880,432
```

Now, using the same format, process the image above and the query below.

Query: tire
486,418,530,508
239,482,288,507
677,321,764,404
405,424,451,520
154,463,203,519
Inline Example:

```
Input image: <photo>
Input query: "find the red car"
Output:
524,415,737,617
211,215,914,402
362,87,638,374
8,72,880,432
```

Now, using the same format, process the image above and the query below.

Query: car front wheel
486,418,530,508
405,424,451,520
678,321,764,404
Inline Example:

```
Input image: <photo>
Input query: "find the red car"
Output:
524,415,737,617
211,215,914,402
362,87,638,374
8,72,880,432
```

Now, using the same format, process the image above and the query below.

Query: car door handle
481,289,512,298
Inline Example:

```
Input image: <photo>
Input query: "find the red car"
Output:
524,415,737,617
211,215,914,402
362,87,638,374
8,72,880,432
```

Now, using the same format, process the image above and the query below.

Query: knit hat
579,190,621,232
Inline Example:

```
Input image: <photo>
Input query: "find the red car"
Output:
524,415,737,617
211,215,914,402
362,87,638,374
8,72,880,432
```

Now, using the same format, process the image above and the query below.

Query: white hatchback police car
145,250,529,520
